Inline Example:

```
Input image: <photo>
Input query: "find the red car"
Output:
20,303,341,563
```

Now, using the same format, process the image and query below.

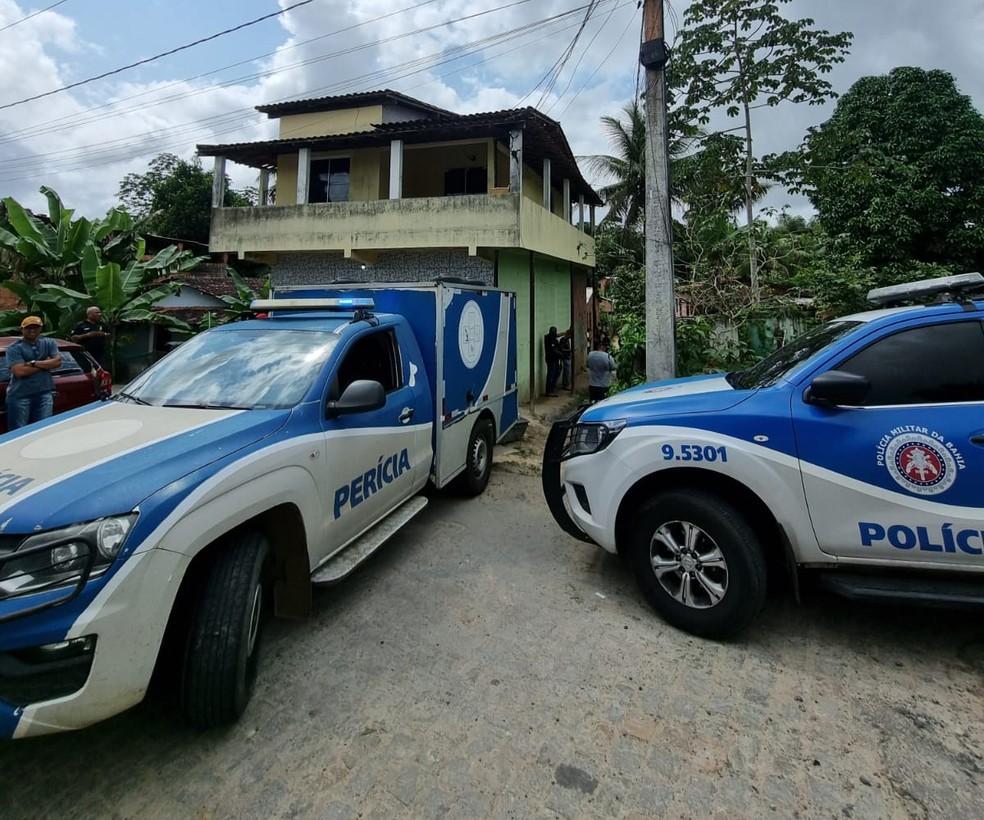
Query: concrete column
258,168,269,206
296,147,311,205
389,139,403,199
487,138,496,192
542,157,552,211
509,128,523,197
578,195,585,231
211,156,226,208
563,179,571,222
590,204,596,231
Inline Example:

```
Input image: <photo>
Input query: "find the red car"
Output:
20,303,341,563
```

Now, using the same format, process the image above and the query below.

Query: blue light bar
250,297,375,312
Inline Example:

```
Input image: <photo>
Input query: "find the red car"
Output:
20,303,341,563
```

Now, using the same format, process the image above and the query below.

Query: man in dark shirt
544,326,561,397
71,306,110,370
6,316,62,430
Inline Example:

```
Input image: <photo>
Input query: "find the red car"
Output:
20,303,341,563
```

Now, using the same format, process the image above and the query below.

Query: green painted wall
497,249,531,402
533,255,572,396
496,250,573,403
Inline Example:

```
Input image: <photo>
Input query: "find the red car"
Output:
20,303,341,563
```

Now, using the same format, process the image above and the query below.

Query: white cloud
0,0,981,224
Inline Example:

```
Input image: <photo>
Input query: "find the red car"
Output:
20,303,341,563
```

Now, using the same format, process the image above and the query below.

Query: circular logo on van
458,301,484,369
885,433,956,495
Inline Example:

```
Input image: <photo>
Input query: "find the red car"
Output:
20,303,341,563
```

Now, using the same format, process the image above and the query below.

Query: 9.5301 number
660,444,728,463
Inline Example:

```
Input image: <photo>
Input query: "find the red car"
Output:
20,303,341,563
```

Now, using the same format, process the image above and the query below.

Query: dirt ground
1,415,983,819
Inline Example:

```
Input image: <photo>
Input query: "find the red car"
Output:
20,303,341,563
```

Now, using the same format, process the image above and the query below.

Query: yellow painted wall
277,105,383,138
276,148,383,204
403,142,489,198
275,153,298,205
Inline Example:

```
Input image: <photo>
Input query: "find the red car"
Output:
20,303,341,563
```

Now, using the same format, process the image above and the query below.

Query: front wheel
180,531,270,729
630,490,767,639
454,417,494,496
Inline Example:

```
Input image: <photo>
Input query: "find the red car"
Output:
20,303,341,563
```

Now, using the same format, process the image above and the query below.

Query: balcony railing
209,193,594,267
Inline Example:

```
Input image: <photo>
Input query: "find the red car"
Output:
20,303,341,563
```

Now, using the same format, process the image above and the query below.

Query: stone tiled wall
271,250,494,286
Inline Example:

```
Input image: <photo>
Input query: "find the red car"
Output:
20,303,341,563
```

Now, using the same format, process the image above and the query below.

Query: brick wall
271,249,494,287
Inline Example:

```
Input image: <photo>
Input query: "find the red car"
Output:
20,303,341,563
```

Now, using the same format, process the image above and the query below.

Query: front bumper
0,547,188,739
541,407,595,545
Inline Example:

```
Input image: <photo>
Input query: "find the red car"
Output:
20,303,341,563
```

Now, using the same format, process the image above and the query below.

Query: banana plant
0,187,91,285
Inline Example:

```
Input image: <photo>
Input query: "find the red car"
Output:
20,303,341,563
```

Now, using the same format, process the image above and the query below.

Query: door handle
399,407,415,424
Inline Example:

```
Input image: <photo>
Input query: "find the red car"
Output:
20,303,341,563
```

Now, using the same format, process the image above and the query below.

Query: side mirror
326,379,385,417
806,370,870,407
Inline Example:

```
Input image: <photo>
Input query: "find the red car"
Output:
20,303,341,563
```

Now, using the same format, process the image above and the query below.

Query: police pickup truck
544,273,984,638
0,280,518,738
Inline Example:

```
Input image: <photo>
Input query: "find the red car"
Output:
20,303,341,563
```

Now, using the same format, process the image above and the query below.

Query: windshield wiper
159,402,250,410
115,391,151,406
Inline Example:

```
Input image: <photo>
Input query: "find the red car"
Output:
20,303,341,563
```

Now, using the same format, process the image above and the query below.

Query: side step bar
818,572,984,610
311,495,429,585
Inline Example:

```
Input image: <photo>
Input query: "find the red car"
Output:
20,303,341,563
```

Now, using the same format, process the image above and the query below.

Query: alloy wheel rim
649,520,728,610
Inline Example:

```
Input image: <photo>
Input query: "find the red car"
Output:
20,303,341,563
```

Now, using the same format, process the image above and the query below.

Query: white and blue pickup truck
0,280,518,738
544,273,984,638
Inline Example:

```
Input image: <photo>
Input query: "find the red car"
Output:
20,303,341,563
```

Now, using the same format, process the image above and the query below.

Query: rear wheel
630,490,767,639
180,531,270,729
454,417,494,496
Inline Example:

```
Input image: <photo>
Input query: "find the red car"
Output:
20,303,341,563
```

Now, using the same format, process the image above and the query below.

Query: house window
444,167,488,196
309,157,351,203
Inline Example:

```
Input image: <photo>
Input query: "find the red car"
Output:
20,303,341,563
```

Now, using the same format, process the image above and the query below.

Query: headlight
566,419,627,458
0,514,137,600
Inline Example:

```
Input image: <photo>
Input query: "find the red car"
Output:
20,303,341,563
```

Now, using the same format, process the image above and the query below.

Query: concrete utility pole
641,0,675,381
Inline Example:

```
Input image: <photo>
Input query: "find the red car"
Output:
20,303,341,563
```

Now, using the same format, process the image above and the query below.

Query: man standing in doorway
587,337,617,403
72,306,110,371
559,328,573,391
6,316,61,430
544,326,561,397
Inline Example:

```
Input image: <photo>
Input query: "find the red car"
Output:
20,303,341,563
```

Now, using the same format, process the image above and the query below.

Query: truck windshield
122,328,340,409
728,321,863,390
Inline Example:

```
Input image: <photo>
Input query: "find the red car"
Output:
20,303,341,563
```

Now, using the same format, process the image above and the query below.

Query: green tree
118,153,254,244
584,102,648,230
673,133,766,219
0,188,205,366
788,67,984,274
670,0,852,296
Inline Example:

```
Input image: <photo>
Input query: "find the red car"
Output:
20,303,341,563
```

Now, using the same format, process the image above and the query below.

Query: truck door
792,318,984,565
323,325,426,554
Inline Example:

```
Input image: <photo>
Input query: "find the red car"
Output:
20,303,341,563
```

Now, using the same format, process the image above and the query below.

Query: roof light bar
867,272,984,306
250,298,375,312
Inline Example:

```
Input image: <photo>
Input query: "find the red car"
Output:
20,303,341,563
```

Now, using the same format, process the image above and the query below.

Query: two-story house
197,90,600,404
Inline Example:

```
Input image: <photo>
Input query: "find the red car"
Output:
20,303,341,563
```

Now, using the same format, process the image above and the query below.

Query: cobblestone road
2,467,983,819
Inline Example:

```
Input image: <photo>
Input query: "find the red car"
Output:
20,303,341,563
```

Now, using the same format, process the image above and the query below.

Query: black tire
630,490,767,639
454,417,494,496
180,531,270,729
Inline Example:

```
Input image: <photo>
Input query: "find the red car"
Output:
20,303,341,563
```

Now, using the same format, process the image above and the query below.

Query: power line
0,0,538,147
0,0,446,145
546,0,622,113
535,0,599,108
0,0,319,112
559,6,638,116
0,0,68,34
0,2,612,181
0,0,560,171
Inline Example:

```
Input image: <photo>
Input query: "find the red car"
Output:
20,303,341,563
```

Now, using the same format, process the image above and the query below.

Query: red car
0,336,112,433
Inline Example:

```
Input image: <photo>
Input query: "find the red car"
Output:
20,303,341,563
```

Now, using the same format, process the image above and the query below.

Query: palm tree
584,102,647,230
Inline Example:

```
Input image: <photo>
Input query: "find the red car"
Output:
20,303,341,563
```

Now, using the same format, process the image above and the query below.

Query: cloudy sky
0,0,982,218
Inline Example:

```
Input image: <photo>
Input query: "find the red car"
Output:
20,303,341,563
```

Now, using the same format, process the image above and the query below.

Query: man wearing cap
6,316,61,430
